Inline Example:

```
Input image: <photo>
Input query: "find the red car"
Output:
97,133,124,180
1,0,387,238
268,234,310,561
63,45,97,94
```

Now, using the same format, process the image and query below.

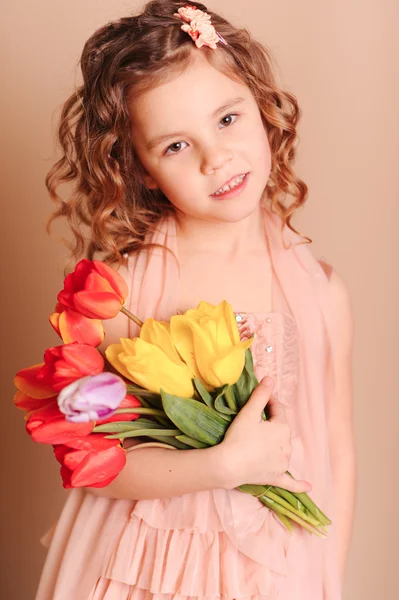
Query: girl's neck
175,203,268,260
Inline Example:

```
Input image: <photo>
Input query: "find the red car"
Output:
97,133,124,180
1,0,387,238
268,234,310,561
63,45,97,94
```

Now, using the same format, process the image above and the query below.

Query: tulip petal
121,339,195,397
87,474,117,488
14,364,56,399
58,310,104,346
169,316,208,381
93,261,129,300
73,290,123,319
140,319,182,364
70,445,126,487
14,390,57,412
26,402,94,444
64,448,91,470
210,342,252,386
61,344,104,375
68,259,92,291
49,312,61,337
195,301,217,315
53,444,70,464
105,343,133,382
97,394,141,424
59,464,73,487
63,434,121,451
57,372,127,422
220,300,241,345
84,271,117,294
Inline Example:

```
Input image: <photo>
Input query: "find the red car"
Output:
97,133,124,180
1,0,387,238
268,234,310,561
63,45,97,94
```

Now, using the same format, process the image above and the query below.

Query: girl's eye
164,141,188,156
163,113,239,156
219,113,239,128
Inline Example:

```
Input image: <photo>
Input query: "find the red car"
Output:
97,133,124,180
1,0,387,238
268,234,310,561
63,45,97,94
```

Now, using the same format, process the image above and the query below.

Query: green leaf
232,349,258,410
214,388,237,415
161,390,228,445
193,377,214,408
93,421,142,433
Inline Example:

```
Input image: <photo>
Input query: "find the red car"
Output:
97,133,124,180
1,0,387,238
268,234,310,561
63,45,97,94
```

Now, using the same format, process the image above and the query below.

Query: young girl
35,1,356,599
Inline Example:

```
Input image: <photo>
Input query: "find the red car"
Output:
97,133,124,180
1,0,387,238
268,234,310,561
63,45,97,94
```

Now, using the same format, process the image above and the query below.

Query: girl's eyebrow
146,96,246,150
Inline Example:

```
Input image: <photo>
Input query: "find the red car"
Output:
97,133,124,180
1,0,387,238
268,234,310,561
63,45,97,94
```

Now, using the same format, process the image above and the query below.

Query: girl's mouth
210,172,250,200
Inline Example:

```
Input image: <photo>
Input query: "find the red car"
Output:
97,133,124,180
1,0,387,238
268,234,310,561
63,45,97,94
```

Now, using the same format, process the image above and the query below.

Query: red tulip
25,401,94,444
57,259,128,320
14,364,56,400
14,389,57,413
15,344,104,400
50,305,104,347
38,343,104,392
53,433,126,488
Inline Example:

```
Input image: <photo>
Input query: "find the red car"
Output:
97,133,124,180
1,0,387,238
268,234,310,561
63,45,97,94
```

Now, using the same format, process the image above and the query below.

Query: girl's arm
83,442,231,499
326,269,358,590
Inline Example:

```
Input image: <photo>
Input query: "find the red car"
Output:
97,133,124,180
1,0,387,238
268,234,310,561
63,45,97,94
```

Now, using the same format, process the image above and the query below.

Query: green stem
272,486,307,512
272,487,321,528
273,511,294,532
120,305,143,328
266,489,322,528
225,387,237,412
259,495,327,538
136,434,190,449
115,407,166,417
126,385,161,399
105,428,181,440
285,471,332,526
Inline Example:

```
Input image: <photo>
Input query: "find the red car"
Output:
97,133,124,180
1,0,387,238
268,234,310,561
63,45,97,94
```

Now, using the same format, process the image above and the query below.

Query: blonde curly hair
45,0,311,274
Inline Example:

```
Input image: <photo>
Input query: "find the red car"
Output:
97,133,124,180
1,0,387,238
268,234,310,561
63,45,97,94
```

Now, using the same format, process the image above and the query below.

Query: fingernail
262,376,274,388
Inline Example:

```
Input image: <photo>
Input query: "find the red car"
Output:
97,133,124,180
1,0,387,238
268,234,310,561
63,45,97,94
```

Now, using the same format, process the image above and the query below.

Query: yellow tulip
170,300,254,388
139,318,182,364
105,324,195,397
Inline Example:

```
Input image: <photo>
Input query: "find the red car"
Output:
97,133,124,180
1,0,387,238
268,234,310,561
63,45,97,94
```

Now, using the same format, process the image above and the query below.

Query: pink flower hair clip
174,4,228,49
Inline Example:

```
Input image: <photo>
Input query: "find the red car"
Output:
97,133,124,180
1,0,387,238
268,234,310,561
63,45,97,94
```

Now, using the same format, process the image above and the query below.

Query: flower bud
57,372,127,423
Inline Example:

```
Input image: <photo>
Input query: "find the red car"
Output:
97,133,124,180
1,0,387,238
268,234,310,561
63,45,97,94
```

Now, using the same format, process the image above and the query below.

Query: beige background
1,1,398,598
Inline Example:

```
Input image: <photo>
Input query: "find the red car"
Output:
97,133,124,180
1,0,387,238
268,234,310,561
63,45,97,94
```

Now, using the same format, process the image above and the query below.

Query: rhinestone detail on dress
233,311,299,412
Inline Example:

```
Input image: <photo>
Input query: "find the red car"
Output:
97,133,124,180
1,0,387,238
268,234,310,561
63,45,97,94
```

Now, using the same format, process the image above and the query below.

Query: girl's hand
218,377,312,493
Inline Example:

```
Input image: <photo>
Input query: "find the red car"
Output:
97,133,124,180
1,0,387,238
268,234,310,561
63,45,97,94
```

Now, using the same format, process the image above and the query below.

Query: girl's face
128,52,272,224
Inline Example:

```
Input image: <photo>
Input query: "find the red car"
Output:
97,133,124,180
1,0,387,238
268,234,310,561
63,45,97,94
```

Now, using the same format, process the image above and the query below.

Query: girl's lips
210,172,250,200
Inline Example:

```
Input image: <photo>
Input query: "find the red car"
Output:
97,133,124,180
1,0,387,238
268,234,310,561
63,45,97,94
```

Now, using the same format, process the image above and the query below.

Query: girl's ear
142,172,159,190
135,153,158,189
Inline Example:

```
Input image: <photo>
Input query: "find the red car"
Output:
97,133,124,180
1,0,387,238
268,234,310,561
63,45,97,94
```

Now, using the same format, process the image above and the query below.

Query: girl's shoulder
317,257,334,281
317,257,353,327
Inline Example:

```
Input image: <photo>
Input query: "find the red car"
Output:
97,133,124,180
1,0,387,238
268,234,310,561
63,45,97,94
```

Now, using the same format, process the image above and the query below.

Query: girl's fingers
243,377,275,419
275,472,312,494
267,397,288,422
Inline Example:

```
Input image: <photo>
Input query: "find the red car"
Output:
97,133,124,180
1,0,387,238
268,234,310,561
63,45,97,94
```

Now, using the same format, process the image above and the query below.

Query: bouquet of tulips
14,259,331,537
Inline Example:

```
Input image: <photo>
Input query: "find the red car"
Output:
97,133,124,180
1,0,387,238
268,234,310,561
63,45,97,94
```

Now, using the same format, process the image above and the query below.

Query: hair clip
174,4,228,49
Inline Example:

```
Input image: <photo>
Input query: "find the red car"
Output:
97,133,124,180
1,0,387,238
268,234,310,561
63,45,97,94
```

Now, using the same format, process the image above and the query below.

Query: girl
36,1,356,599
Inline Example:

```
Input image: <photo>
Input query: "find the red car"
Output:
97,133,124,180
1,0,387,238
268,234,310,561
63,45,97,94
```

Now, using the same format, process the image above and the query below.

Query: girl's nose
200,144,234,175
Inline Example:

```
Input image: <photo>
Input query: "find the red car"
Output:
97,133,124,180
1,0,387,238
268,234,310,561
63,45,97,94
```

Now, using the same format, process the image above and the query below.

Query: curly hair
45,0,311,274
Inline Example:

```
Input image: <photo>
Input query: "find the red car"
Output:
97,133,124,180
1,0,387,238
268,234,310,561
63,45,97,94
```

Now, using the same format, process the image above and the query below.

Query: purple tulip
57,372,127,423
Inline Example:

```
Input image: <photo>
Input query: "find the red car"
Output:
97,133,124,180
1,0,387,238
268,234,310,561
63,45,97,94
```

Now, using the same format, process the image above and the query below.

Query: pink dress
35,208,340,599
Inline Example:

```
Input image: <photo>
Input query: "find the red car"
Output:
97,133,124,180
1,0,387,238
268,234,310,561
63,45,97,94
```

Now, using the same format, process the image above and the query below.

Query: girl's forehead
128,54,250,129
